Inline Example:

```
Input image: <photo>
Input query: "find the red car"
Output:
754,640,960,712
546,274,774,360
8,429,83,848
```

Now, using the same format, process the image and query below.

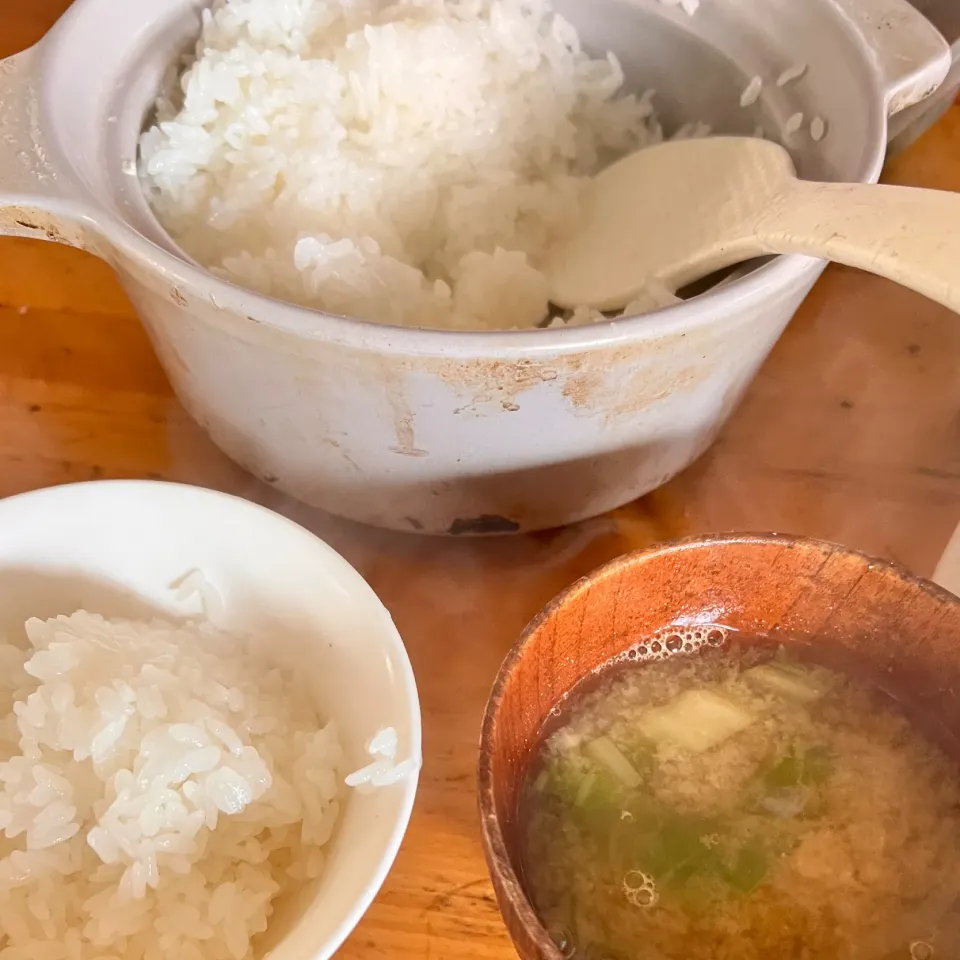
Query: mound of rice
0,612,343,960
138,0,667,331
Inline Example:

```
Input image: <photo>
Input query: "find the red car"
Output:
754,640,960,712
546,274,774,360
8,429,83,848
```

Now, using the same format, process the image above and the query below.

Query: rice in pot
0,612,344,960
138,0,664,331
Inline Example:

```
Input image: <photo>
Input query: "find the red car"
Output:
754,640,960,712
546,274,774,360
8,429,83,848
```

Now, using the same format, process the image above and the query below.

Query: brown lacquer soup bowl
477,533,960,960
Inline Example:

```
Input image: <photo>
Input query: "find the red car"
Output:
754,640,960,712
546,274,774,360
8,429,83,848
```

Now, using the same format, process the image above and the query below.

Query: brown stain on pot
3,205,91,250
224,319,719,430
426,357,566,409
13,218,65,244
560,329,715,421
413,337,718,424
388,401,428,457
373,354,578,442
379,362,430,458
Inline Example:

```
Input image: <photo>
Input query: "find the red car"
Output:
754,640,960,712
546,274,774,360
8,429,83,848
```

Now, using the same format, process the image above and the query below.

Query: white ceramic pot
0,480,421,959
0,0,951,535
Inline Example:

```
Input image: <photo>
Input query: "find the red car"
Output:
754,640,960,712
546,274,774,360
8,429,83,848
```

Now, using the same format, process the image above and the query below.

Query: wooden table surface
4,6,960,958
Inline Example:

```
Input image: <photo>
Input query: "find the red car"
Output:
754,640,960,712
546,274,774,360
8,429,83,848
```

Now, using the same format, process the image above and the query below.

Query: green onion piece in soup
755,744,834,819
585,735,643,788
763,745,833,789
638,689,756,754
741,662,833,703
611,801,759,900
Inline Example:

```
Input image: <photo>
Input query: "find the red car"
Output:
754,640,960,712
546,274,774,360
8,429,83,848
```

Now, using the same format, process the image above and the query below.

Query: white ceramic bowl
0,0,951,535
0,480,421,960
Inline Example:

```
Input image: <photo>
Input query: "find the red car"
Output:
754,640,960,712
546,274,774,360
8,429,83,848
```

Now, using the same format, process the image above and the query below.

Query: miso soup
519,631,960,960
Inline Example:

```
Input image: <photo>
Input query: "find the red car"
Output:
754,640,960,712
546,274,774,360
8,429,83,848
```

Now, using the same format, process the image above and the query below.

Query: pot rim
104,218,839,356
476,531,960,959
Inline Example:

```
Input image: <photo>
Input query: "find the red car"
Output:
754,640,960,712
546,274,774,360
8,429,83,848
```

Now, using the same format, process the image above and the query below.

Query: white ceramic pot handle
0,44,92,247
833,0,952,117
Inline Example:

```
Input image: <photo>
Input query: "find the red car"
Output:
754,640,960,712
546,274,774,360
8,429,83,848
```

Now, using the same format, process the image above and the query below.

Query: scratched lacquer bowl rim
477,532,960,960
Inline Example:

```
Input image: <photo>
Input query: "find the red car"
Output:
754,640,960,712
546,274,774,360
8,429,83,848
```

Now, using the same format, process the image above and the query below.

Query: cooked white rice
0,612,343,960
776,63,807,87
783,111,805,137
138,0,666,331
739,75,763,108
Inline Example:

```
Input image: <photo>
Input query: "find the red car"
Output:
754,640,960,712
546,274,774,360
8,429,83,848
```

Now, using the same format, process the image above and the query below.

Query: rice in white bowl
0,612,344,960
138,0,665,331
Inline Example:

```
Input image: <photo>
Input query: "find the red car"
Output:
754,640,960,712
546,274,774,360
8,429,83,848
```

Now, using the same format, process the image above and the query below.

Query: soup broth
519,634,960,960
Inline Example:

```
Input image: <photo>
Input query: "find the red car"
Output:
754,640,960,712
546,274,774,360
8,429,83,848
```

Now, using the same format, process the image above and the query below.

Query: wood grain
2,6,960,958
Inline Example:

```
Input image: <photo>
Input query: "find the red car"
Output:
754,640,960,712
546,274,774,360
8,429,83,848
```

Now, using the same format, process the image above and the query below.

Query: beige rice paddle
545,136,960,313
